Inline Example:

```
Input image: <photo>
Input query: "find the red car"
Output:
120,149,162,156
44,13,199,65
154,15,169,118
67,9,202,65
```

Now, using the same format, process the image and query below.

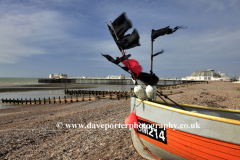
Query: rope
157,91,185,110
134,129,161,160
132,89,160,160
132,98,144,113
132,82,147,111
136,99,144,107
132,98,136,111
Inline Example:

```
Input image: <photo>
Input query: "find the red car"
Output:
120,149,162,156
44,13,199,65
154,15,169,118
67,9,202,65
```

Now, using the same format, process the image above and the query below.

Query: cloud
0,11,55,63
147,25,240,77
0,2,86,64
88,22,240,78
0,0,240,78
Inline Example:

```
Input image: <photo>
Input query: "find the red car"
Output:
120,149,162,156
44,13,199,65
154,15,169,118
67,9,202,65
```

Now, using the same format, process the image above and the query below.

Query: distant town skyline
0,0,239,79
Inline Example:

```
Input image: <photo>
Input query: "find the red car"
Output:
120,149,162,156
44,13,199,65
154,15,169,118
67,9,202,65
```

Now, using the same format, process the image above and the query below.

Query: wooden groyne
1,82,206,105
1,91,132,105
64,90,132,101
64,89,131,95
64,81,205,95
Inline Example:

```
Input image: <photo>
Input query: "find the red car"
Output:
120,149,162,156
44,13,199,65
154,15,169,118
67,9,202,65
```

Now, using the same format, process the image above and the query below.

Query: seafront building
107,74,126,79
183,69,230,81
49,74,67,79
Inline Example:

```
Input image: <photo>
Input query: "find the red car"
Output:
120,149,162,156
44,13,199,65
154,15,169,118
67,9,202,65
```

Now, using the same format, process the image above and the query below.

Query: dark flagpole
151,40,153,74
100,53,132,75
150,29,185,110
105,21,137,82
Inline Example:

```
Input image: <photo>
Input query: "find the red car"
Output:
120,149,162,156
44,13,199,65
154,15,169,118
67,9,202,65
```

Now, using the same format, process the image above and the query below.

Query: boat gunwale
155,99,240,113
136,98,240,125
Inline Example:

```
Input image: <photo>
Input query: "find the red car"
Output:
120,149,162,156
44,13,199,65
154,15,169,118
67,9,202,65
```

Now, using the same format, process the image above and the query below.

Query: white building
49,74,67,79
107,74,126,79
184,69,230,81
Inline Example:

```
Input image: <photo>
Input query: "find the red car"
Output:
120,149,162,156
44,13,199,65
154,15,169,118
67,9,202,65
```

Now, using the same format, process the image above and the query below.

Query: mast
151,40,153,74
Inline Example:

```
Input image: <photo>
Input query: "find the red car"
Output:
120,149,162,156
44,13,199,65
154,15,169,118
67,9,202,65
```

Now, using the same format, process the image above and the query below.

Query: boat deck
153,101,240,121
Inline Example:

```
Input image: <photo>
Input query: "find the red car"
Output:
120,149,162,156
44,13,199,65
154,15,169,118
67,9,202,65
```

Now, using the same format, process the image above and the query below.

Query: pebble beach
0,81,240,159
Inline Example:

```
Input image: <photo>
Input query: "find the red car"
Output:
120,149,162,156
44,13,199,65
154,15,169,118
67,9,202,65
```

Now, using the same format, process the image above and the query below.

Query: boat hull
130,97,240,160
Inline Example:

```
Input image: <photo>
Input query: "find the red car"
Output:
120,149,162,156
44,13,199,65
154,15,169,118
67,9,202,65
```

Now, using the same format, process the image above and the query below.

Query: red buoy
125,111,138,128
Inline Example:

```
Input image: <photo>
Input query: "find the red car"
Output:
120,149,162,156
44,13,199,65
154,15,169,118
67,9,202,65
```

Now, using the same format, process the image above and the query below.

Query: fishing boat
102,13,240,159
130,97,240,159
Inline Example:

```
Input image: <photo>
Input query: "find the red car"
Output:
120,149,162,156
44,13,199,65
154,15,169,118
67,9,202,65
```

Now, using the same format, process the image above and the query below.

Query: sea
0,78,135,109
0,77,39,86
0,77,182,109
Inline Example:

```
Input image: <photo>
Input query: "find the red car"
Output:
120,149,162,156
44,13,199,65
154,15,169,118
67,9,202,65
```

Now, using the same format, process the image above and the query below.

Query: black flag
101,54,131,65
151,26,184,41
138,72,159,86
112,12,132,38
116,29,140,50
119,66,159,86
152,50,164,58
107,24,117,41
121,66,129,72
106,12,140,51
107,24,122,51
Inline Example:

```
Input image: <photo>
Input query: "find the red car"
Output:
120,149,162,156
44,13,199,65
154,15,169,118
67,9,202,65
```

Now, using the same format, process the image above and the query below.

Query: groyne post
59,96,61,103
76,95,78,102
117,92,120,100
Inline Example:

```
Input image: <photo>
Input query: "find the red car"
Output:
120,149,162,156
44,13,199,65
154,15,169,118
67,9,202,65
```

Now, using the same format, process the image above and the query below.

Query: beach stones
134,85,147,100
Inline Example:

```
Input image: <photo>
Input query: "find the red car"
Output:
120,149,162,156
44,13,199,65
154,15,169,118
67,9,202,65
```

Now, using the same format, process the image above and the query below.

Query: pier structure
38,73,204,85
75,78,133,84
38,77,202,85
38,78,133,84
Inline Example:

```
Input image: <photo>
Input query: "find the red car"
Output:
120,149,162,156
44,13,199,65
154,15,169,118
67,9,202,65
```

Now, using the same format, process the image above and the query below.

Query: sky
0,0,239,79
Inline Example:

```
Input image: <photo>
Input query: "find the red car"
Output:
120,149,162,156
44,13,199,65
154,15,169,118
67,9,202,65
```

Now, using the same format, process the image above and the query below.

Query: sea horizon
0,77,135,109
0,77,39,87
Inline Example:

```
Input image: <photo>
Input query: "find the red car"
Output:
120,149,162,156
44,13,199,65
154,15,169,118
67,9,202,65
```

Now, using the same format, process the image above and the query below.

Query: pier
38,77,203,85
38,78,76,83
38,78,132,84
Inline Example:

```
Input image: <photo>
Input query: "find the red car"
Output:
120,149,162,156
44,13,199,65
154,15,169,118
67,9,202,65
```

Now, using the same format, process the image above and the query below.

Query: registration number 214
137,119,167,144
